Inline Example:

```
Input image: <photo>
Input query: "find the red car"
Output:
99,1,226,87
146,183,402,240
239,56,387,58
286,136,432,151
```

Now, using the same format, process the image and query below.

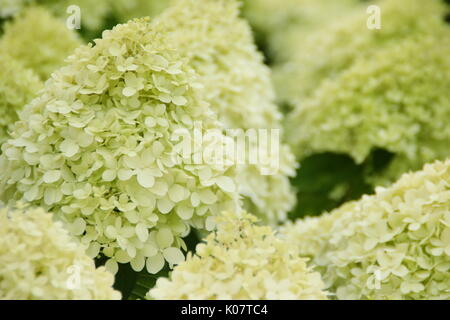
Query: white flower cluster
148,210,328,300
0,205,121,299
282,159,450,300
0,17,239,274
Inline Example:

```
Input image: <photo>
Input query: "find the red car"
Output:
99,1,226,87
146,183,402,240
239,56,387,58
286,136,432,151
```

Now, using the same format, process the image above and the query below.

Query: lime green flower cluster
286,31,450,184
148,210,327,300
0,205,121,300
0,54,43,146
274,0,447,105
282,159,450,300
0,6,82,80
0,18,239,274
153,0,297,224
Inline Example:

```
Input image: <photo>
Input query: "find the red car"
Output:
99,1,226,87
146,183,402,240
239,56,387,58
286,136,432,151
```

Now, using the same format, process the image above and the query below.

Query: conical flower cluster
0,17,239,274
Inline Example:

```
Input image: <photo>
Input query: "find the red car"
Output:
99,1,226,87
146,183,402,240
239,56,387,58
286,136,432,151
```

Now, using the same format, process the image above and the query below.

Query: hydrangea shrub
148,210,328,300
0,54,43,145
154,0,297,224
0,205,121,299
282,159,450,300
0,17,239,274
0,6,82,80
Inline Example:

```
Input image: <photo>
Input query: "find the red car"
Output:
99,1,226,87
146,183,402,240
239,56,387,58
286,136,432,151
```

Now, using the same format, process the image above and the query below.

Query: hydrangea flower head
153,0,297,223
286,31,450,184
0,54,43,146
0,204,121,299
148,210,328,300
0,17,239,274
0,6,82,80
282,159,450,300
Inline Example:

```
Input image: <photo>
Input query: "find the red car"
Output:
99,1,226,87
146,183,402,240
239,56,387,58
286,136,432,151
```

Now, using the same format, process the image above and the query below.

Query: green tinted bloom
154,0,297,224
286,31,450,184
148,210,327,300
0,6,82,80
0,54,43,146
0,204,121,300
0,17,239,274
282,159,450,300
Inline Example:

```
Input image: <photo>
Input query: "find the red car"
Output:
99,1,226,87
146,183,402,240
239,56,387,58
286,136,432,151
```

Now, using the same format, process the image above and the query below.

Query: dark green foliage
289,149,393,219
